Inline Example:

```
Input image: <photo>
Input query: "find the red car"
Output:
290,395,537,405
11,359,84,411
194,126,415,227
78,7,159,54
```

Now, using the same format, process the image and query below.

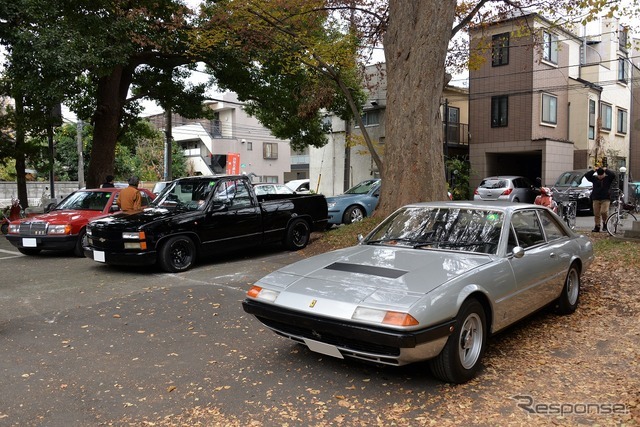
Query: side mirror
211,200,229,211
512,246,525,258
357,234,365,243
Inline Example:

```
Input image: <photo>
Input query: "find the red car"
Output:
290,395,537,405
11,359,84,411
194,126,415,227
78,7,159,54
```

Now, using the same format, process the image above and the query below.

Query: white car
285,179,311,194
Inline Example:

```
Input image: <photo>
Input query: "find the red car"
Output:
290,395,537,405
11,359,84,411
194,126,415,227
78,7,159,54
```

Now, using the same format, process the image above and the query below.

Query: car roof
481,175,527,180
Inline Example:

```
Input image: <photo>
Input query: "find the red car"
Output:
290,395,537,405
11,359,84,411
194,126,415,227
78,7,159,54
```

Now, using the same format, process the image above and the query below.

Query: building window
261,176,278,184
617,108,628,134
358,110,379,127
445,106,460,143
619,25,628,52
600,103,612,131
543,31,558,64
588,99,596,140
492,33,509,66
247,141,252,151
541,93,557,125
263,142,278,159
618,58,629,83
491,96,508,127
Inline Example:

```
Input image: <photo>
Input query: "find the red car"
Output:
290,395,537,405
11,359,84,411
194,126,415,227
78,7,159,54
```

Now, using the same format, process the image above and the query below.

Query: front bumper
242,299,454,366
84,246,157,266
6,234,77,252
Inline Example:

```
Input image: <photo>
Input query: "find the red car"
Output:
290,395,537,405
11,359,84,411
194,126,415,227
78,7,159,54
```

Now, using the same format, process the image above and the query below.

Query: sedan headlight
247,285,280,302
352,307,419,326
327,202,336,209
48,224,72,235
8,223,20,234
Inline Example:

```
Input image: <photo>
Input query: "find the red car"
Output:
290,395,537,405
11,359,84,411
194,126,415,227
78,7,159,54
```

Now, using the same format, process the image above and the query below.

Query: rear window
479,179,508,189
554,172,584,187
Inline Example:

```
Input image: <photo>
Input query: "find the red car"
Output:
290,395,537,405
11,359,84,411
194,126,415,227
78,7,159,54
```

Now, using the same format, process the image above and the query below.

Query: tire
343,205,365,224
556,263,580,314
430,299,486,384
159,235,196,273
605,211,637,237
284,218,310,251
18,247,41,256
73,229,87,257
1,222,8,235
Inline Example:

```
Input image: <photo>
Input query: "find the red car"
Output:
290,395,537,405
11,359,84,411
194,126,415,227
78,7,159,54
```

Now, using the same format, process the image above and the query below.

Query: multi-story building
310,64,469,196
146,92,292,183
468,13,639,188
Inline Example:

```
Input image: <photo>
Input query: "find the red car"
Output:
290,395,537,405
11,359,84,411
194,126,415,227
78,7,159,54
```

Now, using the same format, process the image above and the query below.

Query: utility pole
77,119,84,189
163,108,172,181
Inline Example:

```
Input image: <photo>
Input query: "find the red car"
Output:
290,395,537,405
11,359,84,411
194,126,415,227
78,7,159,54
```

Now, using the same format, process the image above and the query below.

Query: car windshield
153,179,219,211
55,191,112,211
554,172,587,187
344,180,379,195
479,179,507,189
365,206,504,254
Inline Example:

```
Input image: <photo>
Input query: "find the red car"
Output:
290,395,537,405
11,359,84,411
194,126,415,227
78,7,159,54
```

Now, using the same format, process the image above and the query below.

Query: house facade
468,13,639,188
146,92,292,183
310,64,469,196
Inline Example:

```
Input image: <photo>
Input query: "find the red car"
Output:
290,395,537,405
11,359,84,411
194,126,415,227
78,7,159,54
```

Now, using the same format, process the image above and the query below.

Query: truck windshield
153,179,219,211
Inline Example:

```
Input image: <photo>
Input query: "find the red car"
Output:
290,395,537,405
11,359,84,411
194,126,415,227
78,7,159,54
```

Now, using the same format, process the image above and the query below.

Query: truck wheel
73,229,87,257
284,218,310,250
343,205,365,224
159,236,196,272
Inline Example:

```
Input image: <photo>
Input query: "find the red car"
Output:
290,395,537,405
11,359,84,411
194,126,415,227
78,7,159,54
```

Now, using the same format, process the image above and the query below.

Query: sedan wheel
343,206,364,224
430,299,486,384
556,263,580,314
159,236,196,273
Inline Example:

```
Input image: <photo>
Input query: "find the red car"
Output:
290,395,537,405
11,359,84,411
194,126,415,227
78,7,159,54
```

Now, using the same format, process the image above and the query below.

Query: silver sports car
242,201,594,383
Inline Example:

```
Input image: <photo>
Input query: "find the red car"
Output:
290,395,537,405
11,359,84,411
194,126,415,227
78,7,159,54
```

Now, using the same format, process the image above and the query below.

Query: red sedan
5,187,155,256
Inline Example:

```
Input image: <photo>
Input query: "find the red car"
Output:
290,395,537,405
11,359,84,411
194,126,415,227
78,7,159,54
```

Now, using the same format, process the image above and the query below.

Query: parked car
243,201,594,383
152,181,172,195
552,169,593,214
5,187,155,257
254,183,295,196
473,176,536,203
84,175,328,272
326,179,381,225
285,179,311,194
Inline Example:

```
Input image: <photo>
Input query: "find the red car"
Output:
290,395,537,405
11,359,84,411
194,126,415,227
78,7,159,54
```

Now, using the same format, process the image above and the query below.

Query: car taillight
502,188,513,196
473,188,479,195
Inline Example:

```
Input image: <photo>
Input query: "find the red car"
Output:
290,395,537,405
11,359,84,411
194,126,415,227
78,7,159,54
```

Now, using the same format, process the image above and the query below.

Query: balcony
443,122,469,146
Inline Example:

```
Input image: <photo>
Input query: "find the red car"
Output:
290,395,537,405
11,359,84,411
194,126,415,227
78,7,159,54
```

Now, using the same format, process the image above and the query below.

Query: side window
539,210,567,241
231,180,254,209
141,192,152,207
511,210,545,248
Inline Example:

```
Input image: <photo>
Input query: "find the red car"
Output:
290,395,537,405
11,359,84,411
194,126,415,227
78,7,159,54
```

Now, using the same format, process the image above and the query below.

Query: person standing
101,175,115,188
585,167,616,232
117,176,142,212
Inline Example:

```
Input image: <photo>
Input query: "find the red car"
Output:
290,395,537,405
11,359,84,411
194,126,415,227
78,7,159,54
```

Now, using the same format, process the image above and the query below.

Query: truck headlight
122,231,145,240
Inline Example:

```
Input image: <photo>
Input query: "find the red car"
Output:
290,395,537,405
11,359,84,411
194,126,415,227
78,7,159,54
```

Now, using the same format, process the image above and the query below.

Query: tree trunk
379,1,456,218
14,95,29,209
86,65,132,188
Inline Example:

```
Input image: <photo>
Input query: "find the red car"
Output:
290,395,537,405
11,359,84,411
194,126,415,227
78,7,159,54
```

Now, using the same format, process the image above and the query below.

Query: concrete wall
0,181,79,208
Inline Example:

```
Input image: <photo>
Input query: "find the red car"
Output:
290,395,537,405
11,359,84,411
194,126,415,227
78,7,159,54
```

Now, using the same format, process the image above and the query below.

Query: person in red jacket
117,176,142,213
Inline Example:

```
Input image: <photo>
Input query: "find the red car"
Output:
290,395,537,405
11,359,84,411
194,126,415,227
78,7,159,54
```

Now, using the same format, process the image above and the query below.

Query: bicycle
551,187,577,230
605,189,639,237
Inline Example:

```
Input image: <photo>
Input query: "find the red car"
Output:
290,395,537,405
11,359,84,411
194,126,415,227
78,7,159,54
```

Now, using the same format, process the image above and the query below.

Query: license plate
303,338,343,359
22,238,37,247
93,250,105,263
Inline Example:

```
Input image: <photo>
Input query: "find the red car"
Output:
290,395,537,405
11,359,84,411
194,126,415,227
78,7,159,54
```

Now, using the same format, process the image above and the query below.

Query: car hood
18,209,105,224
326,194,366,203
257,245,492,317
89,206,196,230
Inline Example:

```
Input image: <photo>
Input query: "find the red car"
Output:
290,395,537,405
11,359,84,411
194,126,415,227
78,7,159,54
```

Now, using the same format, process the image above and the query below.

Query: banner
226,153,240,175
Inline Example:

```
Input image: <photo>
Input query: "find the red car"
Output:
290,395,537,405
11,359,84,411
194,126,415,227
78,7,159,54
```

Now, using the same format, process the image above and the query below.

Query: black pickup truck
84,175,328,272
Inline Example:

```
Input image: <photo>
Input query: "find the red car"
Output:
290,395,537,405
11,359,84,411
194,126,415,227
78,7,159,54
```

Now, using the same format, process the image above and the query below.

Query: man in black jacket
585,167,616,232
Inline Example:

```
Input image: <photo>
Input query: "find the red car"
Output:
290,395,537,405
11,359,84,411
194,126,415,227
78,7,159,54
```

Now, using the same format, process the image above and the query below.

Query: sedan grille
256,316,401,357
16,222,48,236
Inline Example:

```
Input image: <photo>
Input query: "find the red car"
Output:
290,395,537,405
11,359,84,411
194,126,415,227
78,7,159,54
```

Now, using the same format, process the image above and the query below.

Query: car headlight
352,307,419,326
48,224,72,235
122,231,147,249
122,231,145,240
8,223,20,234
327,202,336,209
247,285,280,302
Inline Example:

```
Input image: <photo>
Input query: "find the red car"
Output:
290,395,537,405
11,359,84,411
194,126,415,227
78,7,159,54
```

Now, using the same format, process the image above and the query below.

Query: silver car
243,201,594,383
474,175,536,203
